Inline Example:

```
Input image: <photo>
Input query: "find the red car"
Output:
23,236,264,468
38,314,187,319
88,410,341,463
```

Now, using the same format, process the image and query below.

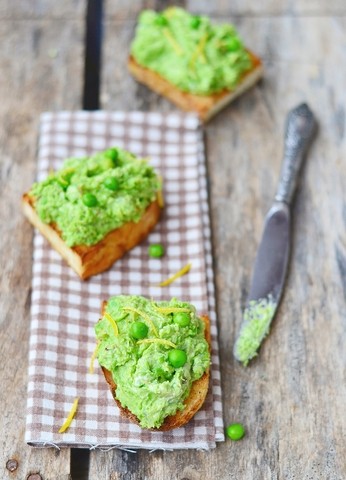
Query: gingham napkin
25,111,224,450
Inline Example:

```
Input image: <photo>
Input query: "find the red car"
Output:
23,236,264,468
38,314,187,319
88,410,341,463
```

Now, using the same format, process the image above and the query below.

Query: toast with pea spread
95,296,211,430
22,148,162,279
128,7,263,122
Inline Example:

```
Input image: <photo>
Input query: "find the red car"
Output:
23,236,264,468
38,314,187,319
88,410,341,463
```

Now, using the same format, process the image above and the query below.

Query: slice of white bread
100,301,210,430
22,194,161,280
128,51,263,122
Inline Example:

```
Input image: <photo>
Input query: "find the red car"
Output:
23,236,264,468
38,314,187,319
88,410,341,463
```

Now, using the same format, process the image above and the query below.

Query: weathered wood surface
1,1,346,479
93,1,346,479
0,7,85,480
105,0,346,18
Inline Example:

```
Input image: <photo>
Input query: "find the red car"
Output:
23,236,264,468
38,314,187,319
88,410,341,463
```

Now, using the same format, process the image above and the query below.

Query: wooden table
1,1,345,478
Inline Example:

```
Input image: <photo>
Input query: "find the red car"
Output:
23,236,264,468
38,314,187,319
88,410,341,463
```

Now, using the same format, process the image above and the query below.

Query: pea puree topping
95,295,210,429
233,296,277,366
131,7,252,95
29,147,159,247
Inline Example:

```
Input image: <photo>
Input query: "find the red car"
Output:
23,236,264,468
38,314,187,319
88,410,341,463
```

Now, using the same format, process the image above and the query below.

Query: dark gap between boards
71,0,104,475
82,0,104,110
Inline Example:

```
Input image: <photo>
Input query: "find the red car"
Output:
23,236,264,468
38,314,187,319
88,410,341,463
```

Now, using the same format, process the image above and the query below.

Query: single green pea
148,244,165,258
130,321,149,340
190,16,201,29
104,148,119,164
226,423,245,441
155,14,168,26
82,192,98,207
173,312,190,327
104,177,120,191
226,37,241,51
168,349,187,368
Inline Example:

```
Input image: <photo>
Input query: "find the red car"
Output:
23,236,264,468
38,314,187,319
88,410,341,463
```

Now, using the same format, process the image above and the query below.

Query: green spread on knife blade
234,296,277,366
130,7,252,95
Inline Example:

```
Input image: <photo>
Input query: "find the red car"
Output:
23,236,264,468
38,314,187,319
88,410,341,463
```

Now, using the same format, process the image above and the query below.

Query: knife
233,103,317,366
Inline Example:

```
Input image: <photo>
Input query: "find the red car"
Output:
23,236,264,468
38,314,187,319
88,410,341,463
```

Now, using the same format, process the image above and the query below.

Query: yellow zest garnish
57,176,69,187
137,338,177,349
57,167,75,186
157,262,192,287
58,397,79,433
163,28,183,56
89,342,100,374
154,306,191,314
122,307,159,337
104,312,119,336
157,190,164,208
165,7,178,18
190,33,208,67
157,176,164,208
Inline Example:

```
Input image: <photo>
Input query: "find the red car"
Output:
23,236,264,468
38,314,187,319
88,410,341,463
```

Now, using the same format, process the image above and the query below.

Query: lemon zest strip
122,307,159,337
157,190,164,208
157,262,192,287
57,167,75,186
89,342,100,374
137,338,177,348
163,28,184,56
58,397,79,433
157,176,164,208
104,312,119,337
190,33,208,67
165,7,178,18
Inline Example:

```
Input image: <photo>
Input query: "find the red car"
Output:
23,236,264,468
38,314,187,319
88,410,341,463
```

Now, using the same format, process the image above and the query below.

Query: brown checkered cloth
25,111,224,450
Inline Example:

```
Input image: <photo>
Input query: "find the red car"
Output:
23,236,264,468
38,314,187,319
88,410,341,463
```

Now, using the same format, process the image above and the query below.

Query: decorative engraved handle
275,103,317,204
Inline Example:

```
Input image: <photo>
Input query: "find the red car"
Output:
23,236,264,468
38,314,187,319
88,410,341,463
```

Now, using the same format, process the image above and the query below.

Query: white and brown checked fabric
25,111,224,450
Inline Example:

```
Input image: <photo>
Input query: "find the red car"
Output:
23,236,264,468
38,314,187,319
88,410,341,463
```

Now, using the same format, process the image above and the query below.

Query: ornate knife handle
275,103,317,205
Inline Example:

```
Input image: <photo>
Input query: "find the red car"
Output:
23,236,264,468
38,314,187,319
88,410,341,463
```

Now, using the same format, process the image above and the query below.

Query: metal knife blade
233,103,317,366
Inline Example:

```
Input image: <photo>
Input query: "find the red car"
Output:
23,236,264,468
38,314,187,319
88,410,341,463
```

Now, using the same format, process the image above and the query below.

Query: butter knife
233,103,317,366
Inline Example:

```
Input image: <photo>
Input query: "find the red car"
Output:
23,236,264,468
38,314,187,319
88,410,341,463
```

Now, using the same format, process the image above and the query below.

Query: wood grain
1,0,346,479
90,2,346,479
104,0,346,20
0,13,85,480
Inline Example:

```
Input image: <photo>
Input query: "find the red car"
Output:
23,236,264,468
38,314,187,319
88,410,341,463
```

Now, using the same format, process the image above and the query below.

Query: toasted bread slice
22,194,161,280
100,301,210,431
128,51,263,122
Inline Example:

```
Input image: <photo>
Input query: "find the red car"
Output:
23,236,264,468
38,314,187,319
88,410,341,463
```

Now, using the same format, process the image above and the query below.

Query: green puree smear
131,7,252,95
95,295,210,429
29,147,159,247
234,296,277,366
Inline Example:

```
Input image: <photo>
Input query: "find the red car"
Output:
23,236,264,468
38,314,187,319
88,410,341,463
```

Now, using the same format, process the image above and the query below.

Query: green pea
104,148,119,164
173,312,190,327
168,349,187,368
148,244,165,258
190,16,201,29
82,193,98,207
155,14,168,26
226,423,245,441
226,37,241,51
104,177,120,191
130,321,149,339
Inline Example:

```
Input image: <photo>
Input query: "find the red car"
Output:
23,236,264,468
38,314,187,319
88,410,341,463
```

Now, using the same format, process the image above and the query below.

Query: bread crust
100,301,211,431
22,194,161,280
128,51,263,122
